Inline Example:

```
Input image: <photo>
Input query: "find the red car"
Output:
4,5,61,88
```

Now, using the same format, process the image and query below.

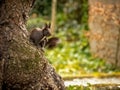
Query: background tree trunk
89,0,120,67
51,0,57,35
0,0,65,90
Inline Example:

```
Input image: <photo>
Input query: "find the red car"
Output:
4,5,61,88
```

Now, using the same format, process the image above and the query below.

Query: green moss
7,39,44,73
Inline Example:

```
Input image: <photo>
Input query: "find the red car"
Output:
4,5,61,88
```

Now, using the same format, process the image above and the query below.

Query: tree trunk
51,0,57,35
89,0,120,67
0,0,65,90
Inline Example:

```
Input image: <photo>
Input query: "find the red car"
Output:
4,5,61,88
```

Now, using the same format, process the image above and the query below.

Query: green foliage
63,0,88,24
32,0,88,24
66,85,91,90
32,0,52,16
44,17,114,76
27,16,50,30
31,0,67,16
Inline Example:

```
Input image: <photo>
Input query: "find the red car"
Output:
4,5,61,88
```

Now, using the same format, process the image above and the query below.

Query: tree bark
0,0,65,90
89,0,120,67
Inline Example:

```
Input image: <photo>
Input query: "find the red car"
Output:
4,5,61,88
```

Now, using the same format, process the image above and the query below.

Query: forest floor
65,77,120,90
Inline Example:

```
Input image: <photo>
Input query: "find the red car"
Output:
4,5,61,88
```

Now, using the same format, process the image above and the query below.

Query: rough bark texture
0,0,65,90
89,0,120,67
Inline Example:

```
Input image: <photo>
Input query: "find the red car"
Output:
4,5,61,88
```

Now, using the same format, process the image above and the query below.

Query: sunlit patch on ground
65,77,120,90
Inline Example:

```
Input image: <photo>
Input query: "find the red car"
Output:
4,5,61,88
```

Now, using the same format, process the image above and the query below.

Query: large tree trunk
89,0,120,67
0,0,65,90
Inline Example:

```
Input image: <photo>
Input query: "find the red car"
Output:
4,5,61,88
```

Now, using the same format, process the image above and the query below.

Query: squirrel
30,23,51,48
30,23,60,49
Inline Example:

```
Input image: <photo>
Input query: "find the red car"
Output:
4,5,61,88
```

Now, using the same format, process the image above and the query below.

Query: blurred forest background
27,0,120,78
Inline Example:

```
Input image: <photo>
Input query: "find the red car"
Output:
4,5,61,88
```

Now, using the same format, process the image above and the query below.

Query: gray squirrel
30,23,51,48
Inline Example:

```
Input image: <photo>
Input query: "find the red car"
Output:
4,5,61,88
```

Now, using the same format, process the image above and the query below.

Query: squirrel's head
43,23,51,36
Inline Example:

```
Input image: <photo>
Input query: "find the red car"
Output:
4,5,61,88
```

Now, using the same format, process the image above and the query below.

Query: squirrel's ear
45,23,48,28
44,23,50,29
44,23,48,29
48,23,51,28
